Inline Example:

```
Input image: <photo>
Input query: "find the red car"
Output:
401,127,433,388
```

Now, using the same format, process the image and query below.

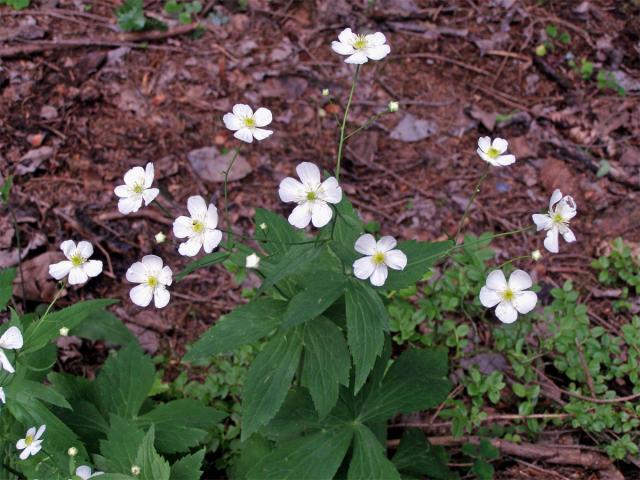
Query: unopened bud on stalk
59,327,69,337
245,253,260,269
67,447,78,457
155,232,166,244
531,250,542,261
322,88,330,97
131,465,141,476
388,101,399,112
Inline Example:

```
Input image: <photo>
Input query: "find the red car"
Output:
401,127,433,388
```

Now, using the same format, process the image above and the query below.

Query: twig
396,52,490,76
560,389,640,405
575,338,596,398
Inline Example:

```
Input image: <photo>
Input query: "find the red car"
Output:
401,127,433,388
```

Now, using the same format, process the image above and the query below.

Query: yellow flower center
192,220,205,234
133,182,144,195
553,213,564,224
502,288,515,301
147,276,158,288
306,191,317,201
353,35,368,50
372,252,385,265
486,147,500,159
70,253,85,267
25,435,34,446
243,116,256,128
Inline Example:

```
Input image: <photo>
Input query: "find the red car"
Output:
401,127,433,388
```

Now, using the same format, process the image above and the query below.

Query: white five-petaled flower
245,253,260,269
278,162,342,229
223,104,273,143
75,465,104,479
353,234,407,287
114,163,160,214
48,240,103,285
532,189,577,253
16,425,45,460
476,137,516,167
479,270,537,324
126,255,173,309
0,327,23,373
173,196,223,257
331,28,391,64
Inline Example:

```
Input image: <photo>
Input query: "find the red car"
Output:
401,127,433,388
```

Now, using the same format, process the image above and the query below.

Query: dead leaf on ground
390,114,438,142
187,146,252,183
13,251,63,302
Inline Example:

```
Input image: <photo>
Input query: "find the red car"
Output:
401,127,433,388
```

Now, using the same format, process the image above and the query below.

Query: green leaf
136,399,226,454
330,197,364,265
0,267,16,310
164,0,182,14
247,426,353,480
260,388,324,442
257,244,324,295
184,298,286,361
11,379,71,409
392,429,457,480
23,299,118,354
282,271,345,328
134,425,171,480
58,400,109,452
241,329,303,440
176,251,229,282
301,317,350,418
360,348,452,423
233,435,273,479
95,343,155,419
348,425,401,480
345,280,389,393
0,175,13,203
381,240,452,291
170,449,206,480
254,209,305,255
100,415,145,474
116,0,147,31
71,310,137,345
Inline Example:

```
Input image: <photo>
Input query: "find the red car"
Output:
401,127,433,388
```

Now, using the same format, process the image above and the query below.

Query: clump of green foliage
116,0,166,32
0,0,29,10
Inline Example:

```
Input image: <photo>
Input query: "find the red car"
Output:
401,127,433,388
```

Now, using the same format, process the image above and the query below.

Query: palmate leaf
99,415,145,474
301,317,350,418
392,428,458,480
282,271,345,329
134,426,171,480
348,424,401,480
359,348,452,423
170,449,206,480
345,279,389,393
71,310,137,345
330,197,365,265
257,243,324,295
241,328,303,440
254,208,305,255
382,240,453,291
184,298,286,361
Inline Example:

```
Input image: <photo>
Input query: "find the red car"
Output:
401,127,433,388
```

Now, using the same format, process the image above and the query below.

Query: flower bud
155,232,166,244
259,222,267,231
531,250,542,261
388,101,399,112
245,253,260,269
131,465,141,476
67,447,78,457
322,88,330,97
59,327,69,337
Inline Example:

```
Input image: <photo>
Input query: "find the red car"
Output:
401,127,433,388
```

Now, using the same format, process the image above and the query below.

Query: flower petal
187,195,208,218
514,291,537,314
76,241,93,259
376,236,397,253
338,28,356,45
126,261,147,283
203,229,222,253
144,162,155,188
532,213,552,231
353,256,375,280
178,237,203,257
549,189,563,210
365,32,386,46
113,185,130,198
253,107,272,127
288,204,312,229
354,234,377,255
68,266,89,285
234,128,254,143
153,286,171,308
331,41,355,56
385,249,407,270
495,301,518,324
159,265,173,286
278,177,305,203
252,128,273,141
232,104,253,118
479,286,501,308
0,350,14,373
49,260,72,280
141,255,163,272
223,112,242,131
492,138,508,153
365,44,390,60
345,51,369,64
311,201,333,228
130,284,153,307
173,216,194,238
477,136,491,152
508,269,533,292
142,188,159,206
557,197,577,220
0,387,6,404
495,154,515,166
123,166,145,187
562,227,576,243
60,240,77,260
35,425,46,439
476,149,498,166
370,264,388,286
118,195,143,214
76,466,92,480
0,327,23,349
543,227,560,253
16,439,26,450
485,270,507,290
319,177,342,204
83,260,103,278
296,162,321,187
207,203,218,229
19,447,31,460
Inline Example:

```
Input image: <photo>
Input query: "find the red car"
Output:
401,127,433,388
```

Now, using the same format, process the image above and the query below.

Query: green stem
453,163,491,243
496,255,532,270
153,200,174,219
224,148,240,248
344,110,386,141
10,211,26,312
335,65,361,182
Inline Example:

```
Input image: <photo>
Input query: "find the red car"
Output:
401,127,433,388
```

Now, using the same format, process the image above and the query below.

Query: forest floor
1,0,639,478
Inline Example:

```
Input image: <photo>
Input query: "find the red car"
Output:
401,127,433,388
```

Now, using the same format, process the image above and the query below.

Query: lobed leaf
381,240,453,291
347,424,401,480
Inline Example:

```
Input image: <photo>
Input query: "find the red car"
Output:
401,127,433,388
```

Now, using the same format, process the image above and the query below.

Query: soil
1,0,639,478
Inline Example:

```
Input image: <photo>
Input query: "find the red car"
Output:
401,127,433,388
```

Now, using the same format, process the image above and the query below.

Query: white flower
16,425,45,460
48,240,103,285
126,255,173,309
531,250,542,261
114,163,160,214
223,104,273,143
479,270,537,324
476,137,516,167
532,189,577,253
245,253,260,269
0,326,23,373
331,28,391,64
75,465,104,479
278,162,342,229
173,196,223,257
352,234,407,287
388,101,399,112
0,387,5,404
